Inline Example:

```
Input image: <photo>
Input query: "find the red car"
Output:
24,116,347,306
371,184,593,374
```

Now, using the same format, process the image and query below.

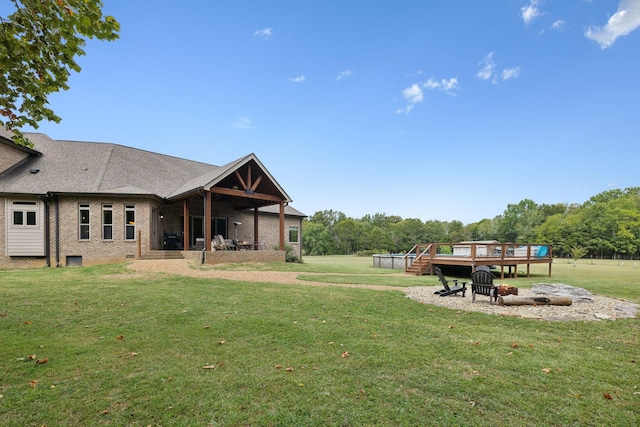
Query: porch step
139,251,185,260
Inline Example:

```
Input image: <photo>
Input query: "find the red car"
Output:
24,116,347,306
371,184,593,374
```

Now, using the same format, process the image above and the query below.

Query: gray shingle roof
257,204,307,217
0,131,293,205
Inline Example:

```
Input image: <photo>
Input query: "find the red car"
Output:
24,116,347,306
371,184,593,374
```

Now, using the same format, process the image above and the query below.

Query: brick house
0,130,306,268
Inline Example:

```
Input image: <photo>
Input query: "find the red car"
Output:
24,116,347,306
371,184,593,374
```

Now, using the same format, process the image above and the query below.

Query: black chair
470,269,498,304
433,267,467,297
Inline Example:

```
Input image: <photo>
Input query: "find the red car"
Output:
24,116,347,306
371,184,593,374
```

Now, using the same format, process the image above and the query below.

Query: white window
102,204,113,240
79,204,90,240
125,205,136,240
11,201,38,227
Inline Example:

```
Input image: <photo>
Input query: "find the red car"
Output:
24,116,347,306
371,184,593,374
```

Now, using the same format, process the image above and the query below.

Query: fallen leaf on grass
129,352,138,357
202,365,217,369
541,368,552,373
24,321,32,325
27,354,36,360
603,393,613,400
447,325,454,329
218,339,225,345
101,410,110,415
35,358,49,364
116,335,124,340
0,312,7,317
341,352,349,358
29,380,39,388
360,389,366,395
203,325,210,329
274,364,282,369
511,342,518,348
285,367,294,372
506,352,513,356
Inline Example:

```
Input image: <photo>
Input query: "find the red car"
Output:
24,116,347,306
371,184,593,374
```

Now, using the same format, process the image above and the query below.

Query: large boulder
531,283,594,303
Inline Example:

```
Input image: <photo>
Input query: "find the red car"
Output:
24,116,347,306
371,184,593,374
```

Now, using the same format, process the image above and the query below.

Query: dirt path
127,259,400,291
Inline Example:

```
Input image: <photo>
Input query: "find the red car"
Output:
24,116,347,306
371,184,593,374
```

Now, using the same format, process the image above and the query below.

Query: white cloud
476,52,496,81
233,117,253,129
552,20,565,30
336,70,353,81
477,53,521,83
395,105,414,115
423,77,460,94
585,0,640,49
502,67,521,80
402,84,424,105
396,77,459,115
439,77,460,93
289,75,305,83
395,84,423,115
254,28,272,39
423,78,440,90
521,0,541,25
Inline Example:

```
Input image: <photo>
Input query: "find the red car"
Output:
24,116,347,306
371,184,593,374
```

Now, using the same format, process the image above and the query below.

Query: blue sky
7,0,640,223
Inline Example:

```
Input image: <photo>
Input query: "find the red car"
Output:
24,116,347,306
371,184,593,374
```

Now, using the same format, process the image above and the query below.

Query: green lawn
1,257,638,426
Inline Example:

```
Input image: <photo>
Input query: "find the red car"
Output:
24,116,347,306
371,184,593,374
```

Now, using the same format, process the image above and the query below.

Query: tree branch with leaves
0,0,119,146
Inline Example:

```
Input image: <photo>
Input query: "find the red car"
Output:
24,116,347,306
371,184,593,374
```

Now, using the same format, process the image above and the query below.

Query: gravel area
128,260,638,322
403,286,638,321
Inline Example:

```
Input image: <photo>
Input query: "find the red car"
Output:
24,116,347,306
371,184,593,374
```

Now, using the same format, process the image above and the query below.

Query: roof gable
0,128,41,175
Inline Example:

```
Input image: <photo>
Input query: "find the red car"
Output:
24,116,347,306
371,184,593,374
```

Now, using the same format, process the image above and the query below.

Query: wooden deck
405,243,553,278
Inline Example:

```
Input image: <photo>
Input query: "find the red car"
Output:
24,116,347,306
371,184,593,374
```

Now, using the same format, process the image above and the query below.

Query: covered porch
148,154,293,260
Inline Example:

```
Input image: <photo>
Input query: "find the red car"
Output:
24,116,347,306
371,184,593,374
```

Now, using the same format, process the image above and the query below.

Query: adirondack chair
470,269,498,303
433,267,467,297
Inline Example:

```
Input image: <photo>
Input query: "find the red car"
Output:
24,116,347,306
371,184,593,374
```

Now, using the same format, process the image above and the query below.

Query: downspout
55,196,60,267
43,195,50,267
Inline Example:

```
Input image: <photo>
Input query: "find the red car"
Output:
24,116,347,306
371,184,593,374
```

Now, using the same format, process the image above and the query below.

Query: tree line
302,187,640,259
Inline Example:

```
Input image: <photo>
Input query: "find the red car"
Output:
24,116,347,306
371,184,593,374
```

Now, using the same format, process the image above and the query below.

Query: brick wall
205,250,285,264
1,195,303,268
51,196,158,266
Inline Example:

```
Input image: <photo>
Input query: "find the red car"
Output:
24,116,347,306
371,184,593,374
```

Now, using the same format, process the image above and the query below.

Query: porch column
279,202,285,251
183,200,190,250
204,190,212,251
253,207,259,250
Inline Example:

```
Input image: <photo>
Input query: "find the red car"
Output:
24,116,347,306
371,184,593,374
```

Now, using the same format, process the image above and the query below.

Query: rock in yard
531,283,594,303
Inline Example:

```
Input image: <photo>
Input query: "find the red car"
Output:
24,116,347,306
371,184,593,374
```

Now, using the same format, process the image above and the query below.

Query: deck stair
405,257,431,275
139,251,184,260
404,244,433,276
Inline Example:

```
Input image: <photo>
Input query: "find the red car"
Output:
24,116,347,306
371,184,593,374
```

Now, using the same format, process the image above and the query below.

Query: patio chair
470,269,498,304
433,267,467,297
212,235,229,250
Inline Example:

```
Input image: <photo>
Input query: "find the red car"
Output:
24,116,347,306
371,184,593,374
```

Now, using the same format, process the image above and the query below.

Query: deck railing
410,243,553,262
